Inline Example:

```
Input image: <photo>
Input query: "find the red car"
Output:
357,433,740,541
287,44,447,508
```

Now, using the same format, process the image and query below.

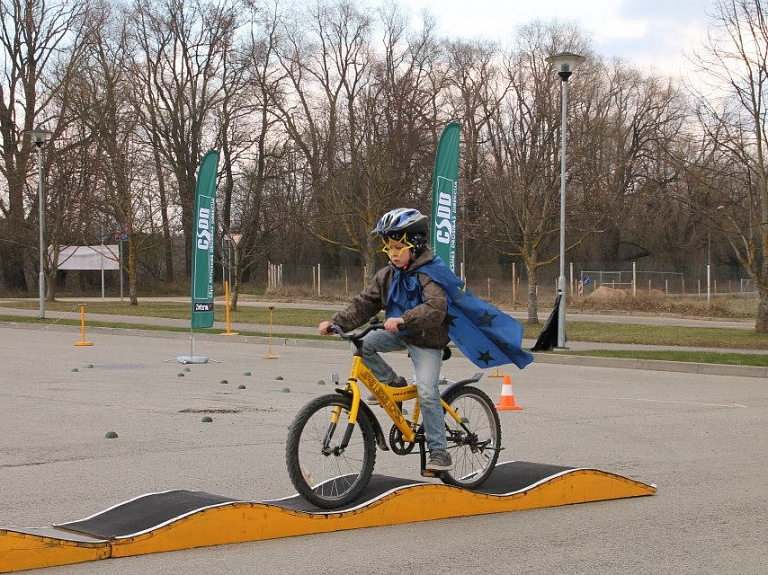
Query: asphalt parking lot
1,322,766,574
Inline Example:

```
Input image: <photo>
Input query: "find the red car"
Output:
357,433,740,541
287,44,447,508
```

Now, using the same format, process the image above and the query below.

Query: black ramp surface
480,461,575,494
54,462,585,539
58,490,239,539
270,475,427,513
271,462,576,513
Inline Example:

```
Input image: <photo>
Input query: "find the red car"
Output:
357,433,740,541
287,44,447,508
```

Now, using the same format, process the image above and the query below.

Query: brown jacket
330,249,450,349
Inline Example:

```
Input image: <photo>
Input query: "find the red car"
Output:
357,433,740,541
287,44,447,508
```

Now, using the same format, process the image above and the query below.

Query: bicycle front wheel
286,394,377,509
440,385,501,489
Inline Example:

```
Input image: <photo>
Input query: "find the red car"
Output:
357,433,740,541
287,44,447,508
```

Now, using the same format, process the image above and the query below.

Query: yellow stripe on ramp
0,528,109,572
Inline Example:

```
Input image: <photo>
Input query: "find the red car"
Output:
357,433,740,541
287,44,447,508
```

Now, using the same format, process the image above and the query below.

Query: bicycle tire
286,394,377,509
439,385,501,489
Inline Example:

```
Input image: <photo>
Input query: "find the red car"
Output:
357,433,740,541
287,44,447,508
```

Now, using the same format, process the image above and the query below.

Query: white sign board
52,245,120,271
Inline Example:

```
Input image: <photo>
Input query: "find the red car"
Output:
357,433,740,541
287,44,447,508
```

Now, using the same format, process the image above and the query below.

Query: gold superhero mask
381,233,414,259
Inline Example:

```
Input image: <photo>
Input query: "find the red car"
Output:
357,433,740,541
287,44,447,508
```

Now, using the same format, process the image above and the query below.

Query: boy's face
382,236,414,269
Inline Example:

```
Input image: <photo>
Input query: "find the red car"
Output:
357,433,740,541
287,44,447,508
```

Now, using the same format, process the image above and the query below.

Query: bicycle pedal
420,469,445,478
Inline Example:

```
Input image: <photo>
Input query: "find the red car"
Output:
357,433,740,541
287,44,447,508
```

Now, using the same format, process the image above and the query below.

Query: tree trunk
756,294,768,333
152,146,174,282
231,276,239,312
0,243,29,292
128,237,138,306
526,264,539,324
46,253,56,302
364,251,378,285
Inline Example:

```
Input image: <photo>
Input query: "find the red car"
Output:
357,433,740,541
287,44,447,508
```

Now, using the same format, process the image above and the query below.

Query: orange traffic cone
495,374,523,411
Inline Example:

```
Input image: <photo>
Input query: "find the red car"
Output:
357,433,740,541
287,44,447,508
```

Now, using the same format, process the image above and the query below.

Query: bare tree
480,21,588,323
441,38,508,279
273,1,400,278
569,63,688,269
443,38,506,182
272,1,374,269
128,0,236,276
68,0,146,304
225,2,286,309
0,0,88,292
692,0,768,330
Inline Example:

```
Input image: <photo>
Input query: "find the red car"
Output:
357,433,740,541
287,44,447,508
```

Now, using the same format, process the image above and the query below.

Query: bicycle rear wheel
286,394,377,509
440,386,501,489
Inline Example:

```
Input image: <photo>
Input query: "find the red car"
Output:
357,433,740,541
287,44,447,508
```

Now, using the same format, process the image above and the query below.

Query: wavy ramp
0,461,656,573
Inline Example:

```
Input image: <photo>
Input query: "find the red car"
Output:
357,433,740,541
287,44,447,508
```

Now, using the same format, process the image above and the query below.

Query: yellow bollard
74,304,94,347
219,281,239,336
264,306,279,359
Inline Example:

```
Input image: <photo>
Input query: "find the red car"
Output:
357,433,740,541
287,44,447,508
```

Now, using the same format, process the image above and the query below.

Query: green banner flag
191,149,219,329
430,122,460,271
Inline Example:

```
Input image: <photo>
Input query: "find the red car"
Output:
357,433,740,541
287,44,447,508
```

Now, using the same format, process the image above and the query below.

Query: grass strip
0,314,321,341
0,301,331,327
525,321,768,350
541,348,768,367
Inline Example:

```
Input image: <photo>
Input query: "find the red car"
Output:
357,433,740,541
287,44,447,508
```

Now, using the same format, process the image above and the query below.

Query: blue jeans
357,329,446,452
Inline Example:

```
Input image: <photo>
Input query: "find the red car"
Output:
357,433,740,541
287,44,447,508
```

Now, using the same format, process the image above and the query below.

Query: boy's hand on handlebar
384,317,405,333
319,319,398,337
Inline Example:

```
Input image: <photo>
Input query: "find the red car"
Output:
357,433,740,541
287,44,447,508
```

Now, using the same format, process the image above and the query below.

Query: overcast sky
408,0,718,81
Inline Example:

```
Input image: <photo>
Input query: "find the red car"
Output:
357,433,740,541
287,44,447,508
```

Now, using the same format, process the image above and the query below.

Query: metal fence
579,270,684,295
251,260,753,304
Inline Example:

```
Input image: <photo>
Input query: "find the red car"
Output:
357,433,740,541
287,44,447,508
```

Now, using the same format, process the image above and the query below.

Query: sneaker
390,376,408,388
366,376,408,405
425,449,452,472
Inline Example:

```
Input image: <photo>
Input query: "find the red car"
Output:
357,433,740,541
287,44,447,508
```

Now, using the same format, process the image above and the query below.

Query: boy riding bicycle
318,208,452,474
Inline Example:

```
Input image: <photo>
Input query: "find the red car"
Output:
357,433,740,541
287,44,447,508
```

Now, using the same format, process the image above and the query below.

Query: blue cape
386,256,534,370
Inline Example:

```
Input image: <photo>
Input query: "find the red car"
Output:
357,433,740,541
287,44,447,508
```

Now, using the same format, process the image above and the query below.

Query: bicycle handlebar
329,320,386,341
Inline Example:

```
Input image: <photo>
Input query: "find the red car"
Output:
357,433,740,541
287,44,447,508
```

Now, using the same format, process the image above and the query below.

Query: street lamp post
26,127,53,319
546,51,585,349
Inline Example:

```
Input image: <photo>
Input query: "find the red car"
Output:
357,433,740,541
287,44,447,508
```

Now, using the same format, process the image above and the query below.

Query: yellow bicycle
285,319,502,509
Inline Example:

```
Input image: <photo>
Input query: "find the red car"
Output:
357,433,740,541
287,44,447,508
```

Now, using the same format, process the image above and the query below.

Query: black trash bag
531,294,563,351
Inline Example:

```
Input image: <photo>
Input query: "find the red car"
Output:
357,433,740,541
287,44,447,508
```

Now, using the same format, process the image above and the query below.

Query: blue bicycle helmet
371,208,429,254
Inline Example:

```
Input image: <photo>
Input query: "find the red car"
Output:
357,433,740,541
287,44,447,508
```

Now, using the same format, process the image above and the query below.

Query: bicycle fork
321,377,364,455
321,409,355,456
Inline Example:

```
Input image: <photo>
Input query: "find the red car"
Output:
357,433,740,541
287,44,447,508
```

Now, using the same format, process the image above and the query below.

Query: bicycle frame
338,355,464,448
